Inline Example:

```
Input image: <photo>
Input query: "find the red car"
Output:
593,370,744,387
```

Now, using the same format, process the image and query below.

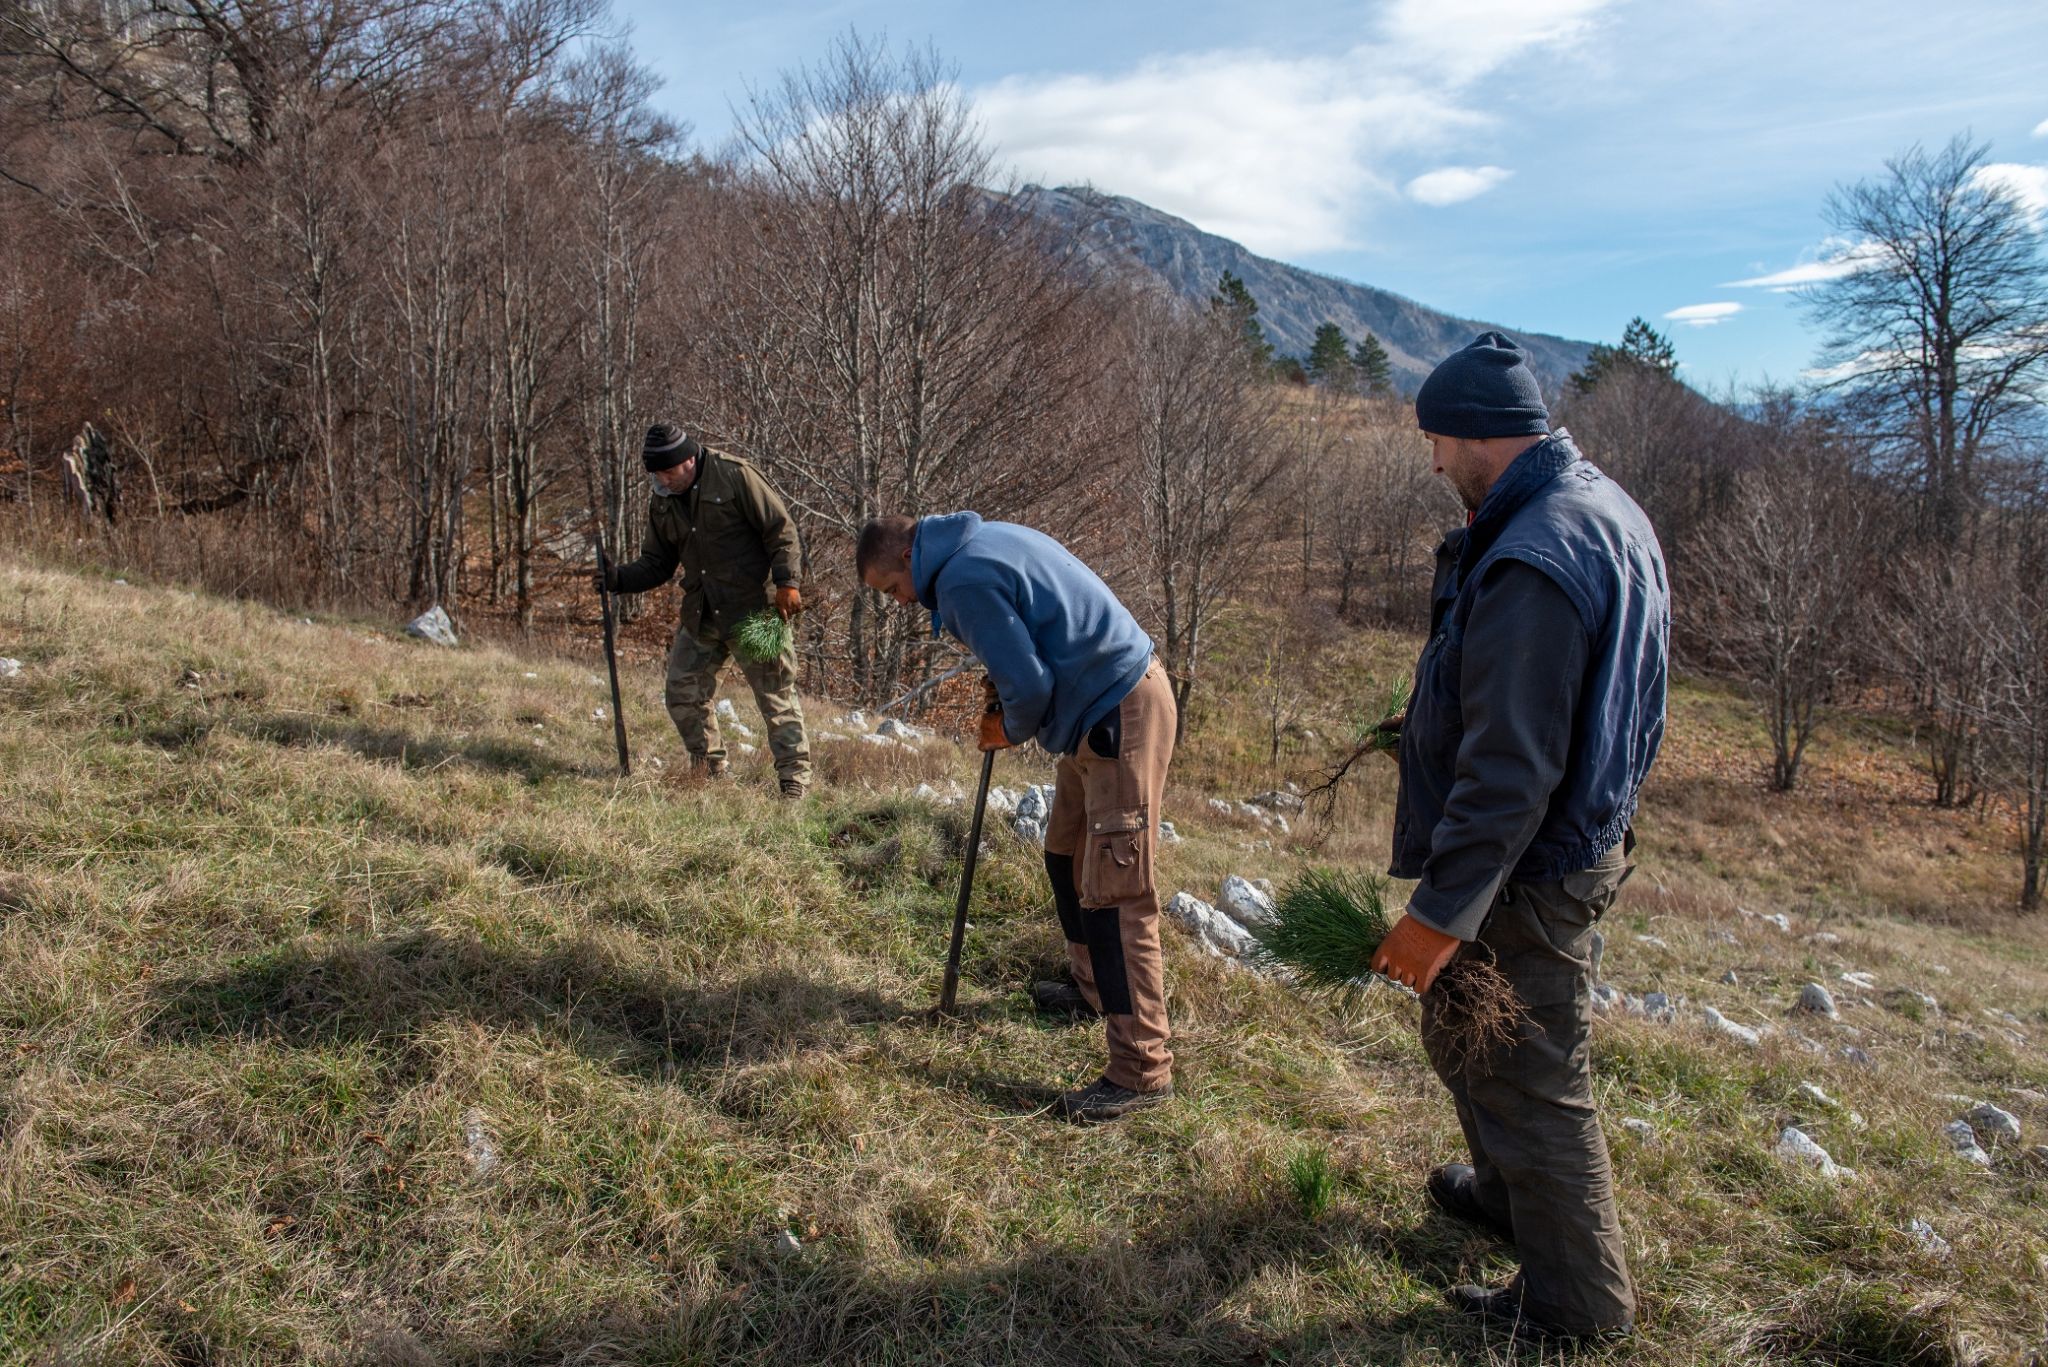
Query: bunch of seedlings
732,609,795,664
1253,867,1525,1070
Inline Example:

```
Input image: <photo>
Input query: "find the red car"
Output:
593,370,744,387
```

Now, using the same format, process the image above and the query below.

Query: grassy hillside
1,560,2044,1365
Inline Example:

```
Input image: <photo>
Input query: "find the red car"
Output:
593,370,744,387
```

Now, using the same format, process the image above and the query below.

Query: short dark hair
855,515,917,577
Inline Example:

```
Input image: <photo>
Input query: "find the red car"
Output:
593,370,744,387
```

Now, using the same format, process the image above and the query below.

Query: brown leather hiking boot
1427,1163,1514,1241
1446,1283,1632,1345
778,777,807,800
1031,980,1099,1020
1055,1075,1172,1124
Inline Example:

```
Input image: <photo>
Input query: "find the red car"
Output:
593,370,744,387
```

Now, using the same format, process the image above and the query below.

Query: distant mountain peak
1004,183,1592,395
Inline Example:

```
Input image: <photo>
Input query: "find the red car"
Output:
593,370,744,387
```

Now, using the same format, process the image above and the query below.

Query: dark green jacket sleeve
735,465,801,586
612,496,680,594
1407,561,1588,940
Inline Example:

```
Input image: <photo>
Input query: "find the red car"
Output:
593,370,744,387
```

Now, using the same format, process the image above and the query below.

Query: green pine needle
1252,868,1394,996
1369,677,1410,754
732,610,793,664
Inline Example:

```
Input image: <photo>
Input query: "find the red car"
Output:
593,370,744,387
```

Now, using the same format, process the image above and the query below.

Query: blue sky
613,0,2048,391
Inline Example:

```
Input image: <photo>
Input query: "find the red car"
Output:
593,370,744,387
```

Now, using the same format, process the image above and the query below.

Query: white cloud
1723,237,1889,292
1407,165,1513,206
1379,0,1614,86
1972,162,2048,228
2034,118,2048,138
969,0,1619,257
1664,302,1743,327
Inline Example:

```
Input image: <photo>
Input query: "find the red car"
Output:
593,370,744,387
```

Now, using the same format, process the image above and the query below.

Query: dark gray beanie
1414,332,1551,440
643,422,703,472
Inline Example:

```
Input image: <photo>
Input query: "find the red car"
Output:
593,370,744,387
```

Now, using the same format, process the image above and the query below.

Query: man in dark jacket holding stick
1371,333,1668,1343
598,423,811,798
858,511,1177,1124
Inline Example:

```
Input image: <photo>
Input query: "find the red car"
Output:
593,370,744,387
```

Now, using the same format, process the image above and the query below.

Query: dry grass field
2,559,2045,1365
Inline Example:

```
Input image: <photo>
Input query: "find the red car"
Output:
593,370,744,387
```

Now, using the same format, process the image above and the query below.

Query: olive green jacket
613,451,801,638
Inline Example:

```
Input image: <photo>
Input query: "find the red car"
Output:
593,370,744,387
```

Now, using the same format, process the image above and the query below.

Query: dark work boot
778,777,807,800
1447,1283,1632,1345
1427,1163,1514,1241
1056,1075,1172,1124
1031,980,1099,1020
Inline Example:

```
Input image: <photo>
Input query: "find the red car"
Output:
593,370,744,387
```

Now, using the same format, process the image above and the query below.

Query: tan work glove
978,678,1014,752
1372,912,1462,994
775,584,802,619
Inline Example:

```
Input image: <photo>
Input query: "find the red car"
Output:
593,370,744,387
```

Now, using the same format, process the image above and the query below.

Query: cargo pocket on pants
1078,806,1152,908
1559,861,1631,922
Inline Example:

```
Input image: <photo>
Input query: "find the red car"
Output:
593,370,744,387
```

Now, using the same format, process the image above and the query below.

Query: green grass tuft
1286,1146,1335,1219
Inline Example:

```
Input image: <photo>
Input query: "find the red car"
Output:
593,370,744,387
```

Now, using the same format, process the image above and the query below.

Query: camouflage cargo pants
663,622,811,784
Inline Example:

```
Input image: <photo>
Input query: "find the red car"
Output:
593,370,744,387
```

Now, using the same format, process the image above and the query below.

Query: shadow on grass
418,1194,1474,1367
238,712,592,783
147,930,910,1084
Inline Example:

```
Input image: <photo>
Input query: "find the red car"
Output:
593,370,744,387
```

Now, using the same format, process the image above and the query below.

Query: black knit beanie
1414,332,1551,440
643,422,704,472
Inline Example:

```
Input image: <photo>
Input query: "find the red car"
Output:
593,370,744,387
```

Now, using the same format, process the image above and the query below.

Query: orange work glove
1372,912,1462,994
775,584,802,619
978,678,1014,752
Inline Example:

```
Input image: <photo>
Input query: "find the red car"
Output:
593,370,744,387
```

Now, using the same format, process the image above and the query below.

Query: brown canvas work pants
663,621,811,785
1421,839,1637,1335
1043,658,1176,1092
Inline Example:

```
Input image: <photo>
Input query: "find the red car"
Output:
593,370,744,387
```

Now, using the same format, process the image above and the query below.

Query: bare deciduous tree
1807,135,2048,545
1688,422,1875,792
1123,292,1284,740
1973,561,2048,909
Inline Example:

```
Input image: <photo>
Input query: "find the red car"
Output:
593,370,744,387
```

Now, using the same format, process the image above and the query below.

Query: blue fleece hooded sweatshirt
911,512,1154,755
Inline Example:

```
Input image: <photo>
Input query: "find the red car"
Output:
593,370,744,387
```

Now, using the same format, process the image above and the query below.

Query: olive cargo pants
663,621,811,786
1421,839,1637,1334
1043,659,1176,1092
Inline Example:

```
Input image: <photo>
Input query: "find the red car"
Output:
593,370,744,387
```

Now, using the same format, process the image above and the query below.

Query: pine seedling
1369,676,1410,754
1254,868,1394,1001
732,610,794,665
1255,866,1526,1070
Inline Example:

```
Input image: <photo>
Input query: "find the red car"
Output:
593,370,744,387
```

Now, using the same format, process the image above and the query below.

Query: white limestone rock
1905,1219,1951,1259
1701,1006,1761,1047
1219,875,1277,929
403,605,458,647
1774,1127,1850,1179
1963,1103,2021,1145
1943,1119,1993,1167
1164,892,1259,961
1793,983,1839,1018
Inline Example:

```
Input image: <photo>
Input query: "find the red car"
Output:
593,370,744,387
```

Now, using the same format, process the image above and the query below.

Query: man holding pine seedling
596,423,811,799
1374,333,1668,1343
857,512,1176,1124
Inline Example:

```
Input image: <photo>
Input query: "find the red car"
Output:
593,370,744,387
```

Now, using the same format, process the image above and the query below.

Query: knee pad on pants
1044,851,1085,945
1083,907,1132,1014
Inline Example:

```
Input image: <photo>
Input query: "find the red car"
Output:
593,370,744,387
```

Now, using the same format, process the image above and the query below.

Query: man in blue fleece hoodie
858,512,1177,1123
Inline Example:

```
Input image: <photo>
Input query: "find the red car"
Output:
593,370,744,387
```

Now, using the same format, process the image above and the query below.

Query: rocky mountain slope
1009,184,1594,395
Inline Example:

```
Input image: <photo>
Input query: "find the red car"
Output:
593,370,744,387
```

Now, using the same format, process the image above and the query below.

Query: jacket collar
1461,429,1580,571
